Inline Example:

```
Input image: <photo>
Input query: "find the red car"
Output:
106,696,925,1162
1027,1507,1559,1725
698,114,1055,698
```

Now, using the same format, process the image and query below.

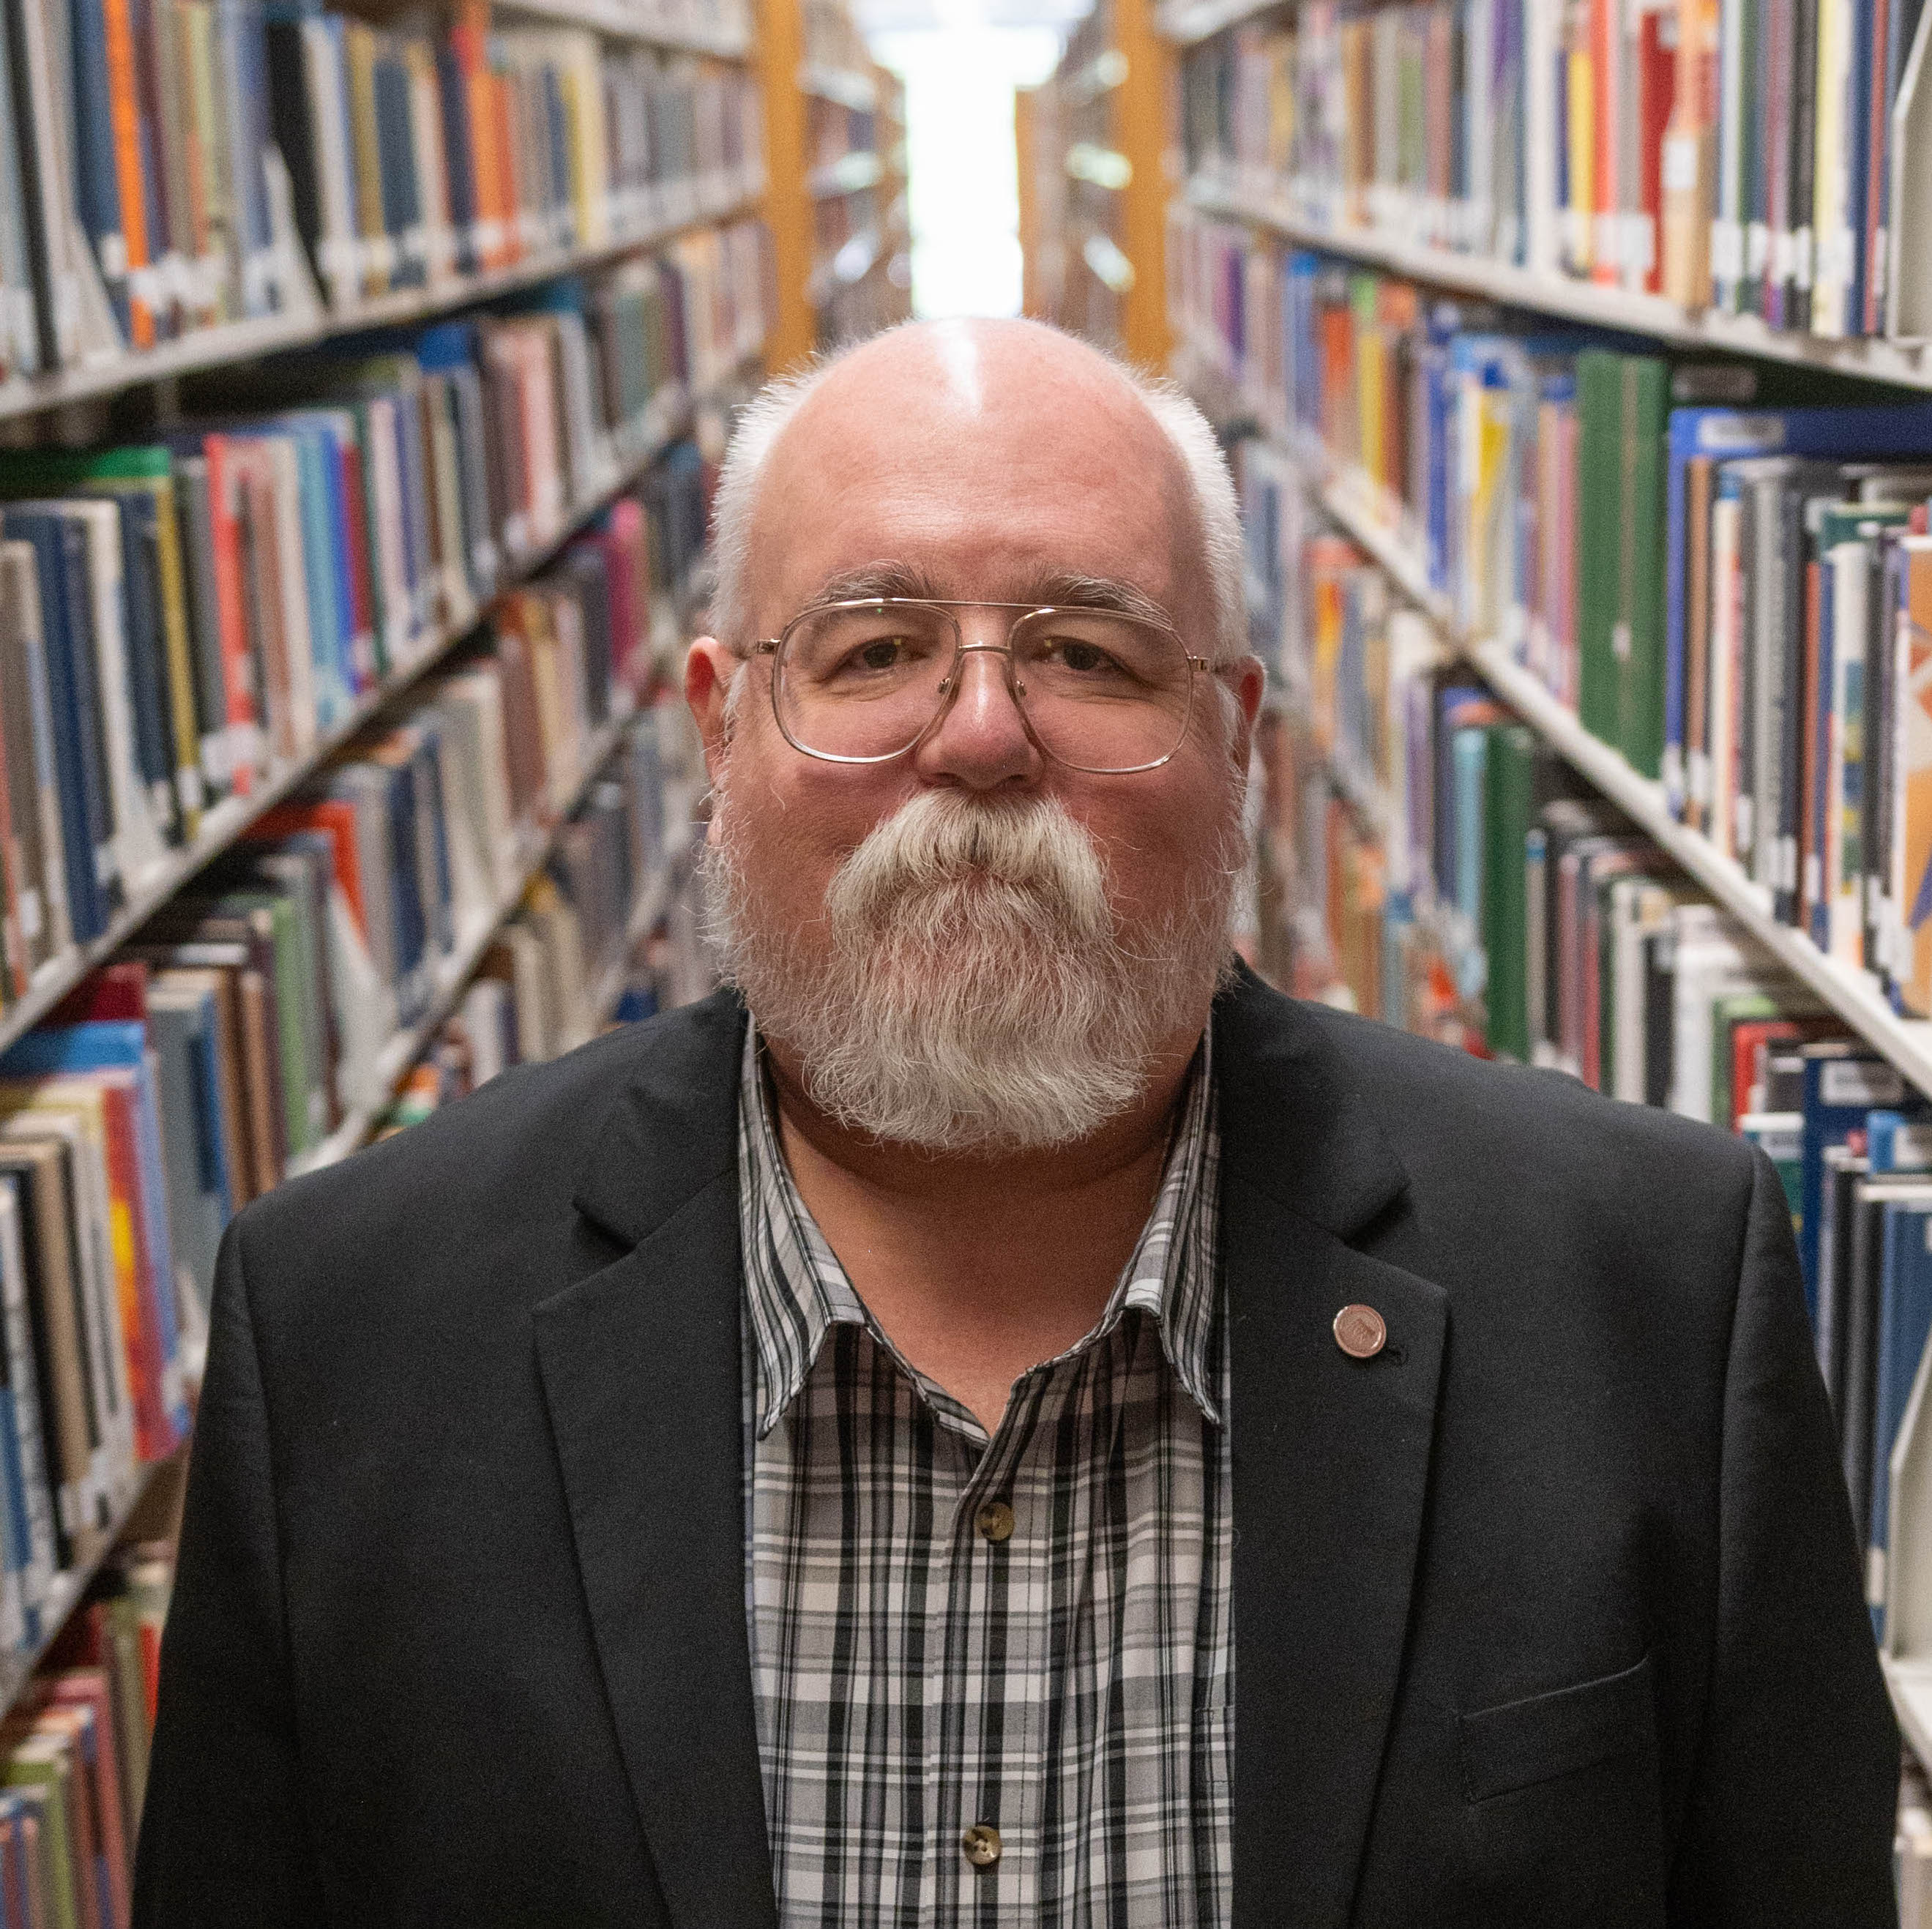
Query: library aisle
0,0,909,1907
1018,0,1932,1902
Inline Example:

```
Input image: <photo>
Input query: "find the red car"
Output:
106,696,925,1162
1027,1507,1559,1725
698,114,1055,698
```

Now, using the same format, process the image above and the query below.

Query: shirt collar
737,1023,1223,1439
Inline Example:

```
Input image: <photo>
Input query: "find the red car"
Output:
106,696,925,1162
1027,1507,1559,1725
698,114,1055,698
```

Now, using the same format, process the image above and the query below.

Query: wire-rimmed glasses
752,598,1210,775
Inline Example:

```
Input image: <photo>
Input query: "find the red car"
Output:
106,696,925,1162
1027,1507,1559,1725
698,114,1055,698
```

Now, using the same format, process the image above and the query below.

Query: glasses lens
1011,611,1195,771
777,603,957,759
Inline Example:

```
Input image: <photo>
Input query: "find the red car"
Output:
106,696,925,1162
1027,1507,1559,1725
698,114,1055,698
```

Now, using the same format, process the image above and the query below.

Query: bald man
134,321,1896,1929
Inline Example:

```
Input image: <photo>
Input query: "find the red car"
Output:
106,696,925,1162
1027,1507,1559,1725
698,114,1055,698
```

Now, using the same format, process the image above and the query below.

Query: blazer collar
1211,960,1409,1239
571,987,749,1247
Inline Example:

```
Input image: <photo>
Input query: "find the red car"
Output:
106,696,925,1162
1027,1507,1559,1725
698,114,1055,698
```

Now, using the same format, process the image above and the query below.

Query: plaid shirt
738,1026,1234,1928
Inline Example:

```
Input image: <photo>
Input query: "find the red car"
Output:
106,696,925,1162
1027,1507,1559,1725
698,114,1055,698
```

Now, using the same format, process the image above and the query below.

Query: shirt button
974,1500,1015,1543
961,1823,1002,1868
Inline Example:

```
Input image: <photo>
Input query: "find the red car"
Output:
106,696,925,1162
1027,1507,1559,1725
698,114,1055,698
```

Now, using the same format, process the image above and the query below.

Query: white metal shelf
0,174,764,425
1156,0,1284,42
0,361,742,1060
806,151,884,197
489,0,751,53
797,62,877,111
1185,173,1932,395
1228,383,1932,1100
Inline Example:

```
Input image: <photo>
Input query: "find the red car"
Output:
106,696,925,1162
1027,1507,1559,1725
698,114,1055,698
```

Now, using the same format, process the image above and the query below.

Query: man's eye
1054,640,1114,674
856,638,906,671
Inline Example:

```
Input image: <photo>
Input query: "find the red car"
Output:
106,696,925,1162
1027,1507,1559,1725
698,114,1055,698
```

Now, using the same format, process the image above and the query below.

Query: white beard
701,786,1241,1153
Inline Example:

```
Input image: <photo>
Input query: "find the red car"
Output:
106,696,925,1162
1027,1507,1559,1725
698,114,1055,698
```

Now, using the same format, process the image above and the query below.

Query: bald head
706,318,1246,665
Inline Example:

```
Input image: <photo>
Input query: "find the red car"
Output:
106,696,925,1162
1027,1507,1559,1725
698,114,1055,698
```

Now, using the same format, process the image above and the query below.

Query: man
134,318,1895,1928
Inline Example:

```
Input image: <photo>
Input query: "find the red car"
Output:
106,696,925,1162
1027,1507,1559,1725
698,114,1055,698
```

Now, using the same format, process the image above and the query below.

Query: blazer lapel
534,993,778,1929
1215,974,1449,1929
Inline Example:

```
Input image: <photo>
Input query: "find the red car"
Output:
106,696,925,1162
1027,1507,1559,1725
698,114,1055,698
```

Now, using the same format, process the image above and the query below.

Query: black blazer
131,969,1899,1928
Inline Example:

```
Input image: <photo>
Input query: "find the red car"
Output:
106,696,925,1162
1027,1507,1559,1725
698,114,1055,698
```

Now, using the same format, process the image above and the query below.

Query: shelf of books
0,0,767,422
1017,0,1171,362
0,0,793,1891
1157,2,1932,1854
1168,0,1932,384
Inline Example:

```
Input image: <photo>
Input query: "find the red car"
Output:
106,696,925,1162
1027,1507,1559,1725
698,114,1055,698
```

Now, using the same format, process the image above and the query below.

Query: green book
1481,724,1537,1061
1615,356,1671,780
1575,350,1625,750
8,1742,80,1929
1708,990,1786,1131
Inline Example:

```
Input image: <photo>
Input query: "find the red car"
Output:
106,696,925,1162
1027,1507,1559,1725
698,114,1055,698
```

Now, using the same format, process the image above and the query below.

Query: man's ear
1228,654,1267,729
685,637,742,782
1217,654,1267,768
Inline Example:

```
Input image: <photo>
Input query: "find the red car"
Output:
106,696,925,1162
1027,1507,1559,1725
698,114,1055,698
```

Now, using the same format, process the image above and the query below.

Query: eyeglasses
753,599,1211,775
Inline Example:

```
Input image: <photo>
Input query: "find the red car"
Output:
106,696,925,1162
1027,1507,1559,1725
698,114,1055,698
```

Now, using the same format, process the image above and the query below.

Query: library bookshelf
0,0,863,1817
1199,353,1932,1103
1150,0,1932,1808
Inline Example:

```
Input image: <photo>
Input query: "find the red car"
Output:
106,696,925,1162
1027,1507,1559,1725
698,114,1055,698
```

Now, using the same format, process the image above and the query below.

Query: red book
1728,1015,1846,1124
336,438,378,693
197,436,262,796
67,1075,170,1463
46,962,149,1027
1638,3,1679,293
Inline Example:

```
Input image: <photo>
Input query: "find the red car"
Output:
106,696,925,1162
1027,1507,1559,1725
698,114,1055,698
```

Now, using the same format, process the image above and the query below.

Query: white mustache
825,791,1114,947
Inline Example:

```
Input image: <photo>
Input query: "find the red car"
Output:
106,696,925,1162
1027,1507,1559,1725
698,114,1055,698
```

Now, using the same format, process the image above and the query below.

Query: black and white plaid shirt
738,1025,1234,1928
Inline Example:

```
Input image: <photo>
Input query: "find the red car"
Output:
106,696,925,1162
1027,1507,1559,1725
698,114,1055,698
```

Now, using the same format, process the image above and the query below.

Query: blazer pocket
1459,1651,1657,1805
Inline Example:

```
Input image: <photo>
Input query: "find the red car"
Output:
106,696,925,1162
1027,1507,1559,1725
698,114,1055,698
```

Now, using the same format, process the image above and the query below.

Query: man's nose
911,643,1043,791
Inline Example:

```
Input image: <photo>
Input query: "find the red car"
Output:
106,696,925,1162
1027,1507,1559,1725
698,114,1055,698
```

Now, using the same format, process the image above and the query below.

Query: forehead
745,346,1201,627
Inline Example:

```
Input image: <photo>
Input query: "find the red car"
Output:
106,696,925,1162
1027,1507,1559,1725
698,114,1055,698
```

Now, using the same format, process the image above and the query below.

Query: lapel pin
1333,1304,1387,1359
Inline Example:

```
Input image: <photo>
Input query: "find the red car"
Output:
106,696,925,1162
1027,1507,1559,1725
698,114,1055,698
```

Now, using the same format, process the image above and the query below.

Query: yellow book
1566,16,1597,274
344,22,389,298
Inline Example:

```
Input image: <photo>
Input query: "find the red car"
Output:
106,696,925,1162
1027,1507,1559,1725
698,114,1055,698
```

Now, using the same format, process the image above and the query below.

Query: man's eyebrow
798,566,1174,627
805,562,946,606
1024,573,1174,626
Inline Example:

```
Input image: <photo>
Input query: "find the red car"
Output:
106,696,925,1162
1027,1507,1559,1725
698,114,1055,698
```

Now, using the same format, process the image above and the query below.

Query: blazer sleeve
1670,1145,1900,1927
132,1210,327,1927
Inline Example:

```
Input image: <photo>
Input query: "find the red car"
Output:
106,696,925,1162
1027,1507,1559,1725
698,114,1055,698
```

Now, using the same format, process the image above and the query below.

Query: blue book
1799,1043,1918,1321
144,984,232,1318
1847,0,1877,332
0,1178,41,1651
542,68,570,245
372,47,425,292
0,510,114,941
219,0,275,307
393,723,452,964
1663,403,1932,819
279,420,354,725
1868,1187,1932,1636
1452,726,1488,936
387,384,431,633
1869,1109,1932,1172
64,0,127,337
433,43,478,276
